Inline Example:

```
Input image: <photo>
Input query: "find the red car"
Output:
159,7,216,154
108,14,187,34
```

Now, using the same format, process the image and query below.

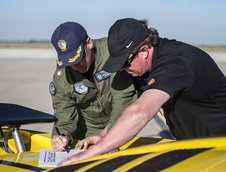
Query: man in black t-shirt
58,18,226,166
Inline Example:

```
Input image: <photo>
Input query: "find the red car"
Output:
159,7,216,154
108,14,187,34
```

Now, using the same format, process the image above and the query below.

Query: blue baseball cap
51,22,87,69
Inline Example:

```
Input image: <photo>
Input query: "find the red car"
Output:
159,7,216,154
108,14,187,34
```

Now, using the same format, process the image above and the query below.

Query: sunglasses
122,52,138,68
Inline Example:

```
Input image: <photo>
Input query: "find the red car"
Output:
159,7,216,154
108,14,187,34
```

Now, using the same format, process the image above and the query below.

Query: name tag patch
95,70,111,82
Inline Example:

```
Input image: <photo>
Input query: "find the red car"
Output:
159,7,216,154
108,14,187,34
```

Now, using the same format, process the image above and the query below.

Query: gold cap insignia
57,40,67,51
68,45,82,63
57,57,63,67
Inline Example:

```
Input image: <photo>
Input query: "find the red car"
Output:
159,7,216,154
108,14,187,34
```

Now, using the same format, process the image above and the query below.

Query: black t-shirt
135,38,226,139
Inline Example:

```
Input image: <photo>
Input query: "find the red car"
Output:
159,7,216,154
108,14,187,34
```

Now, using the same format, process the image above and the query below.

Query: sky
0,0,226,45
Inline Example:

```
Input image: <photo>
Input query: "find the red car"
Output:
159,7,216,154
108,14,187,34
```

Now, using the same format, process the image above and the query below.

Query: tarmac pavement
0,48,225,139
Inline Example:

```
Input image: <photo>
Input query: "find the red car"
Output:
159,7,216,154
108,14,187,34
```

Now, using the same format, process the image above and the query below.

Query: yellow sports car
1,103,226,172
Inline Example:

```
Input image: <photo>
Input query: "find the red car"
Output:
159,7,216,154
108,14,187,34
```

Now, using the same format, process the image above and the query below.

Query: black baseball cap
51,22,87,69
103,18,149,73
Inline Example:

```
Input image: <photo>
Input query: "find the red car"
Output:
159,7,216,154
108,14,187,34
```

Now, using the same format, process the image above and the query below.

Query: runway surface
0,48,225,139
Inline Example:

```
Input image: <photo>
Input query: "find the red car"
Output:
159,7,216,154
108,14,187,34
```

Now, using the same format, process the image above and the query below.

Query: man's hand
75,134,102,150
57,142,119,166
51,135,69,152
76,125,109,150
57,149,95,166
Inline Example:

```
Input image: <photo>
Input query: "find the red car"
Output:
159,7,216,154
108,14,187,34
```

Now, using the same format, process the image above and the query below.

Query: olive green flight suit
50,38,137,141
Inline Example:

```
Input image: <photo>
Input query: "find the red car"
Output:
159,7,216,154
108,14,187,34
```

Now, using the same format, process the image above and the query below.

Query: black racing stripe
85,154,147,172
0,160,46,171
48,154,147,172
47,160,97,172
128,148,211,172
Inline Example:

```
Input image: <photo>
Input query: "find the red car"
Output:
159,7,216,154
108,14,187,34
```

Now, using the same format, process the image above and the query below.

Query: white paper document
38,149,85,167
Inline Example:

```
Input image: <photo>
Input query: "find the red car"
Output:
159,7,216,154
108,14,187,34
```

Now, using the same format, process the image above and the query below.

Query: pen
55,127,71,153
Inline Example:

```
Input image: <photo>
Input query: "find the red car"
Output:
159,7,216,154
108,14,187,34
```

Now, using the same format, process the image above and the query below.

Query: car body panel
47,137,226,172
1,135,226,171
0,134,172,171
1,103,226,171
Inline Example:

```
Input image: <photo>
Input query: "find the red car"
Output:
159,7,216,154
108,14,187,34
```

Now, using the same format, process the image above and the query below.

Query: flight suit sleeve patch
95,70,111,82
49,82,56,95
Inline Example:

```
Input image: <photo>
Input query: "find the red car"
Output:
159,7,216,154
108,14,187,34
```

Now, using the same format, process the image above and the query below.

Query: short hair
83,34,89,46
131,19,159,54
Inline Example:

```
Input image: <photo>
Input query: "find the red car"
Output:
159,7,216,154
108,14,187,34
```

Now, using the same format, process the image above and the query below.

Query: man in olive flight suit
49,22,137,152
